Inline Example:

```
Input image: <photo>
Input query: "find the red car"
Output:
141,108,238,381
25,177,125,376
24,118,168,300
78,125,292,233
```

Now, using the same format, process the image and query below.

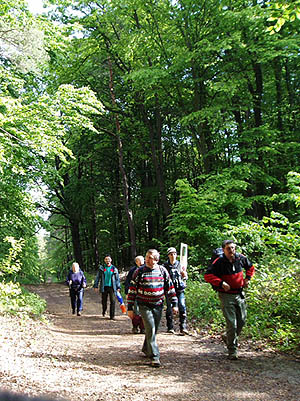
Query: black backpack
210,247,223,264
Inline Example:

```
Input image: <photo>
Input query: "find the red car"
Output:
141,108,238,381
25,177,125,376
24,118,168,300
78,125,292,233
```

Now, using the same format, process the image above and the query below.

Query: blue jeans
218,292,247,355
139,304,163,361
70,288,84,313
166,291,187,330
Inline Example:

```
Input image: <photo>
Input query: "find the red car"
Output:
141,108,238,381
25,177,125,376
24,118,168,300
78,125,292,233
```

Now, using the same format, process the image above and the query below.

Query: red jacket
204,253,255,293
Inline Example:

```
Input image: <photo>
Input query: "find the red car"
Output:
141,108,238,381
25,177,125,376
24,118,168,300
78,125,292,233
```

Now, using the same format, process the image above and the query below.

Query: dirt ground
0,283,299,401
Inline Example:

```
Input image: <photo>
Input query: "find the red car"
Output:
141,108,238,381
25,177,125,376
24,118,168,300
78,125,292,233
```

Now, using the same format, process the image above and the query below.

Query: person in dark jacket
163,247,188,335
124,255,145,334
127,249,178,368
66,262,87,316
93,254,121,320
204,239,255,360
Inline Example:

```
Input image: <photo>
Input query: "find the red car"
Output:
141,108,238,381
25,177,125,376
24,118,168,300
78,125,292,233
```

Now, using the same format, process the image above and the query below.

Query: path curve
1,283,299,401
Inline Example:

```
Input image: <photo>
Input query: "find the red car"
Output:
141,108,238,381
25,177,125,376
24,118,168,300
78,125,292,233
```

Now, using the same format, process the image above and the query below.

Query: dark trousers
70,288,84,313
102,286,116,318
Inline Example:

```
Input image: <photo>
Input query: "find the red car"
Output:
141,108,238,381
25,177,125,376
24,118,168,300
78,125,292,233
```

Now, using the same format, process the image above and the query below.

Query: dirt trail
0,283,299,401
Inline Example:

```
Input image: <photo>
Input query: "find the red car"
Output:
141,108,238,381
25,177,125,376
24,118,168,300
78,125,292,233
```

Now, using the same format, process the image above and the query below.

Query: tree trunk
138,101,171,220
108,57,137,261
89,161,100,270
273,57,283,132
70,218,84,268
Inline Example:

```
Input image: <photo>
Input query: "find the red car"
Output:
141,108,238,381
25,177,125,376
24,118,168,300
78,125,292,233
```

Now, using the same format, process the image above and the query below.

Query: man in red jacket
204,240,255,360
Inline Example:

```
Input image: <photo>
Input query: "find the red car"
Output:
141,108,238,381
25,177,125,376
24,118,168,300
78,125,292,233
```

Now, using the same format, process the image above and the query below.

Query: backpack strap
135,266,145,287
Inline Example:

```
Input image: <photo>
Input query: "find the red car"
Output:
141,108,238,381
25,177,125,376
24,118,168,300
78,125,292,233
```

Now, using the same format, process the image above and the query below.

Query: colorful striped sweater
127,264,178,310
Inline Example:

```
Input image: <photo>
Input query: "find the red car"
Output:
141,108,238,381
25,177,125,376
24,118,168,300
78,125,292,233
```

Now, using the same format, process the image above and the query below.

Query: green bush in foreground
0,281,46,317
245,260,300,351
185,280,224,332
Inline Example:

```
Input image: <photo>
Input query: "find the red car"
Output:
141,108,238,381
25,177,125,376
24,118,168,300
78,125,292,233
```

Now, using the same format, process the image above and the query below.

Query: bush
245,260,300,350
0,282,46,317
185,279,224,331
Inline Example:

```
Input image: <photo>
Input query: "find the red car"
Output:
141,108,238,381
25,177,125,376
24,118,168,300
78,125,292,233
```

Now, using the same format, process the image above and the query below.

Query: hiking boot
132,327,139,334
228,353,238,360
140,329,145,334
151,359,161,368
72,310,75,315
167,329,175,334
77,312,81,316
179,328,189,336
142,350,150,358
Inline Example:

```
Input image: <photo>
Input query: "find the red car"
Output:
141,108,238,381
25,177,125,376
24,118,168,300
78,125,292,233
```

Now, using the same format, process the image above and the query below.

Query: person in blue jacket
66,262,87,316
93,254,121,320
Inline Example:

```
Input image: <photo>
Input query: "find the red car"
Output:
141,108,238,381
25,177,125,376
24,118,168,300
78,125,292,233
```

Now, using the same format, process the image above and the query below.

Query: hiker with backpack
124,255,145,334
66,262,87,316
204,240,255,360
127,249,178,368
93,254,121,320
163,247,189,335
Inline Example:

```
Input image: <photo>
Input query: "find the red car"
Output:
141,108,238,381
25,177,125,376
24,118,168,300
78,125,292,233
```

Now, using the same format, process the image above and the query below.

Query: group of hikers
66,240,255,367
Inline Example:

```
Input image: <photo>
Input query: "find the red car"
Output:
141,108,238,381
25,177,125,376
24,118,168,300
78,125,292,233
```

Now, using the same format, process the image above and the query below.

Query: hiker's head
104,255,112,266
145,249,159,268
72,262,80,273
167,247,177,264
222,240,236,261
135,255,144,267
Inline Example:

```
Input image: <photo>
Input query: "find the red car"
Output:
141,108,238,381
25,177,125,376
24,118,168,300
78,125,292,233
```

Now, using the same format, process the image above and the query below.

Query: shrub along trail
0,283,299,401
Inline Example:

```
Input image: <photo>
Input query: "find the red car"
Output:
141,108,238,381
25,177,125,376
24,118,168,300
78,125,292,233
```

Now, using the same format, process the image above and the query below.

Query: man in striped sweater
127,249,178,367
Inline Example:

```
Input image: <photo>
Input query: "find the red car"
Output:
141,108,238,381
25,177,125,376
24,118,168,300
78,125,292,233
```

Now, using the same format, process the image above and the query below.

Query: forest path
0,283,299,401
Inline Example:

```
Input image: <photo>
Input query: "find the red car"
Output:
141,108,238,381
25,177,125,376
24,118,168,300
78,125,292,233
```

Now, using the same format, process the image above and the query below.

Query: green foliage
0,234,43,284
266,0,300,34
224,211,300,263
168,166,254,265
185,280,223,330
0,237,24,277
245,260,300,350
0,281,46,317
288,172,300,207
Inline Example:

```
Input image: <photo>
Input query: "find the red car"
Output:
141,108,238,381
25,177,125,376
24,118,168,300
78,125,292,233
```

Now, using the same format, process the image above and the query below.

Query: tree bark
70,217,84,268
108,57,137,261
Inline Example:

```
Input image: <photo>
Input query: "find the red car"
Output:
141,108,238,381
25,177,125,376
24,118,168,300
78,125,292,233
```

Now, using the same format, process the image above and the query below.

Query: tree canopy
0,0,299,271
